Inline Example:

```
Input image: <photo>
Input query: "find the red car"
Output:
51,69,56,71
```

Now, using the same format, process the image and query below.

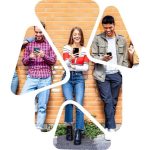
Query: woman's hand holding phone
69,53,75,62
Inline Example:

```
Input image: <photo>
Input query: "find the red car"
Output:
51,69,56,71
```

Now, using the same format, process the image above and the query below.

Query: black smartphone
106,52,112,56
34,47,40,53
73,48,79,54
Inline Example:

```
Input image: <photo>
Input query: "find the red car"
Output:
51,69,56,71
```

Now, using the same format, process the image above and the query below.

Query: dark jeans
96,72,122,129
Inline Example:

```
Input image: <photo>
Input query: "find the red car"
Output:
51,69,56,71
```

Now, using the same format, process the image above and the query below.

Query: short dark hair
102,15,115,25
34,21,46,30
68,27,84,46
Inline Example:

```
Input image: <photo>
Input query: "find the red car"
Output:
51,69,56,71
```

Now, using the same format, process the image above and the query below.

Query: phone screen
73,48,79,54
107,52,112,56
34,48,40,53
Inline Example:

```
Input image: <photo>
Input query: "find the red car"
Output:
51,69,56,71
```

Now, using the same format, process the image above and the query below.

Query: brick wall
16,1,131,125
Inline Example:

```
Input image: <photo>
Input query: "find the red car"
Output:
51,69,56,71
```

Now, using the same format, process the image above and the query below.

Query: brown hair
68,27,84,46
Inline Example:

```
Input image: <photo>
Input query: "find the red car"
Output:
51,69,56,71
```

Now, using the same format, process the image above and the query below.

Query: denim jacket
92,32,129,82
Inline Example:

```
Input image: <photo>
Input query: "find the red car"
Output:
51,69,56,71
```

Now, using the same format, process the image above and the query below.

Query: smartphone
106,52,112,56
34,47,40,53
73,48,79,54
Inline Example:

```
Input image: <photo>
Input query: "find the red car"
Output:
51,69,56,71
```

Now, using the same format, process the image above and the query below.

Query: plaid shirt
22,39,56,78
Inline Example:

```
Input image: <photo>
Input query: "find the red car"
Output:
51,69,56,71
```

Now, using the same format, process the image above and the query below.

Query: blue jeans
62,71,85,130
21,75,51,128
96,72,122,129
11,71,19,94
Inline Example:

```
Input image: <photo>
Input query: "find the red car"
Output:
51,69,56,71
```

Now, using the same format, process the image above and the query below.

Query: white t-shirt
105,36,119,74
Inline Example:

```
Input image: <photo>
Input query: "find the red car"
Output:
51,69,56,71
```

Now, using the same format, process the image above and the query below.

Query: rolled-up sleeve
43,46,56,65
22,45,30,66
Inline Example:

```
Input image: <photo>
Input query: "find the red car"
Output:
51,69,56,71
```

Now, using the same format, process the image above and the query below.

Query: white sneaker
108,129,115,132
36,126,43,130
105,128,109,131
104,129,115,141
104,132,111,141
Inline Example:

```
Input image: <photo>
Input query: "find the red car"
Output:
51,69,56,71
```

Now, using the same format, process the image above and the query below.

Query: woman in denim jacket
62,27,89,145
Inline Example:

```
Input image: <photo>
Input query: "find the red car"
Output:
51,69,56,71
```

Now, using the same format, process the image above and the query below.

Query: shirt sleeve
22,45,31,66
74,55,89,71
43,46,57,65
91,35,103,60
84,55,89,64
74,63,89,71
63,45,71,67
122,38,129,67
24,37,35,43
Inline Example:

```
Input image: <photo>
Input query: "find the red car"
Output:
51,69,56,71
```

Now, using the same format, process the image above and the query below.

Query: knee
102,98,113,105
38,104,47,113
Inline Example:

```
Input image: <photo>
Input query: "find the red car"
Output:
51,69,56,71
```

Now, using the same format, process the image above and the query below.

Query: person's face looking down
103,23,115,37
34,26,44,41
72,29,81,44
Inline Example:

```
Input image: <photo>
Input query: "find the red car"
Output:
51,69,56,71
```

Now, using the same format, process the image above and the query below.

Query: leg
62,77,74,141
34,96,38,113
62,78,74,124
74,75,85,130
36,77,51,129
110,72,122,114
74,73,85,145
21,75,38,94
11,71,19,94
96,78,115,129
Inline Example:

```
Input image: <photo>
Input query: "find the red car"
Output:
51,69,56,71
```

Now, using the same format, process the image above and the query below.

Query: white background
0,0,150,149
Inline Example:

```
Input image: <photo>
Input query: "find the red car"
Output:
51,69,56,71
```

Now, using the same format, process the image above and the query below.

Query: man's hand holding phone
38,50,45,58
102,52,112,62
33,48,45,58
29,52,36,59
106,52,112,56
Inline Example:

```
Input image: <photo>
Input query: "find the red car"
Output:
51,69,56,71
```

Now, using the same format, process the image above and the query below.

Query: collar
35,37,46,43
100,32,121,41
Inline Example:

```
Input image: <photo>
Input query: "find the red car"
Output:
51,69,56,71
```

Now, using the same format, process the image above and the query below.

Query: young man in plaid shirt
21,22,56,130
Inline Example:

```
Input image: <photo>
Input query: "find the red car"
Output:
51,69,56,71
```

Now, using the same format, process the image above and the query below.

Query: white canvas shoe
109,129,115,132
104,129,116,141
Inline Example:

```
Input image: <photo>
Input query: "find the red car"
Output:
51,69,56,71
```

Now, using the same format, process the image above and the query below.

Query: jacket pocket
118,45,124,54
98,44,106,55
